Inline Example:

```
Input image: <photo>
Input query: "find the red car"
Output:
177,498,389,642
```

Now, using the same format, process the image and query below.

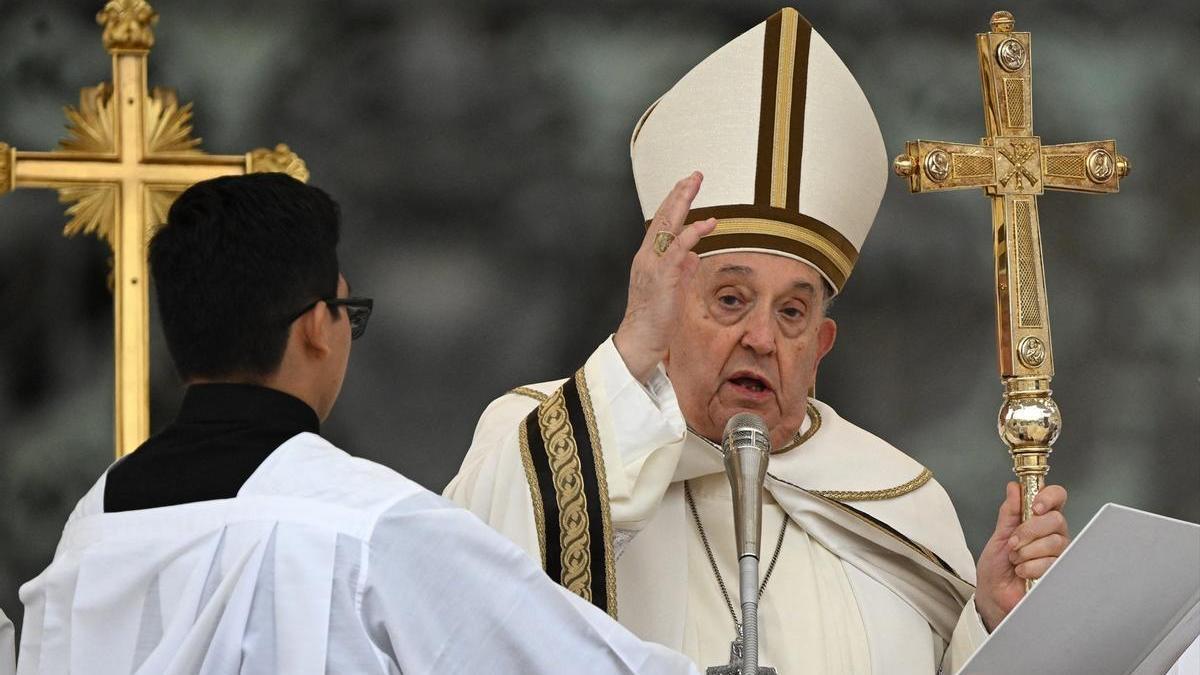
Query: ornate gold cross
0,0,309,457
892,11,1130,537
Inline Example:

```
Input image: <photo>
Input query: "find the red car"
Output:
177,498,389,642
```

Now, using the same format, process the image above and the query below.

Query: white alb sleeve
587,337,687,531
362,492,698,675
939,595,990,672
0,607,14,675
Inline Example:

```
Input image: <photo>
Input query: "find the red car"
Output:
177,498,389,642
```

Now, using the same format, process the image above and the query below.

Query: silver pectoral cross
706,637,778,675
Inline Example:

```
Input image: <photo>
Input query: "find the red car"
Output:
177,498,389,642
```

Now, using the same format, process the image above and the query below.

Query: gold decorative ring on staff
653,230,677,256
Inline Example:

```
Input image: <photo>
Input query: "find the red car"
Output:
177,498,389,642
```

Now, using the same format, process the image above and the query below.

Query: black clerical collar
103,383,321,513
175,383,320,432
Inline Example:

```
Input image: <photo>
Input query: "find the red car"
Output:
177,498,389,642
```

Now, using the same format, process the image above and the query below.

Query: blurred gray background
1,0,1197,633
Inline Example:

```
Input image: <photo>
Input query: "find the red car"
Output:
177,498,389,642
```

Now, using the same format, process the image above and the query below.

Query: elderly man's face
665,252,837,449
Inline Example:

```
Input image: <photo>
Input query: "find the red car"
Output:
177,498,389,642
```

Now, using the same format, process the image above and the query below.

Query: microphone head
722,411,771,560
722,412,770,456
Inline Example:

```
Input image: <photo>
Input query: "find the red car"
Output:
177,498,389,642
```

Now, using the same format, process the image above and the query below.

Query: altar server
15,174,696,675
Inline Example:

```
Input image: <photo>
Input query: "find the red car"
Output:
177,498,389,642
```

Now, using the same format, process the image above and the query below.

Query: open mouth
728,374,771,394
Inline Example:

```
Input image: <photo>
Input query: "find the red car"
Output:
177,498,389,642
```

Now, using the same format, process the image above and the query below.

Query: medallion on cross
996,38,1027,72
1086,148,1116,183
1018,336,1047,368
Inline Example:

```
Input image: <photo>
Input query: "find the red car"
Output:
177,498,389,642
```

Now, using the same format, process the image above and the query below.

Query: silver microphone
722,412,771,561
720,412,774,675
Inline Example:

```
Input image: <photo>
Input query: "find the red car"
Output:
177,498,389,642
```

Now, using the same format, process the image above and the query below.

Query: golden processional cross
0,0,309,457
892,11,1130,539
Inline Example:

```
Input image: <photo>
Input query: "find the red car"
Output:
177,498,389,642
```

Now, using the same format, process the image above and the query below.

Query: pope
446,8,1070,673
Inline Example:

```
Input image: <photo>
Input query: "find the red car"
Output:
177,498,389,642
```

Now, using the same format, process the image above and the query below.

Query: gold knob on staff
1116,155,1132,177
990,11,1015,33
892,154,917,177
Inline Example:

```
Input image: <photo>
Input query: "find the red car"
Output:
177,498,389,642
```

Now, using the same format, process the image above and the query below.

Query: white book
957,503,1200,675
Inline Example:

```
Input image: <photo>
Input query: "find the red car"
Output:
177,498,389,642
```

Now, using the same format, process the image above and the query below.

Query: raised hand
975,481,1070,632
613,172,717,382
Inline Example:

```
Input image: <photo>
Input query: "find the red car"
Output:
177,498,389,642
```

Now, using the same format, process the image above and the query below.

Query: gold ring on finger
653,230,677,257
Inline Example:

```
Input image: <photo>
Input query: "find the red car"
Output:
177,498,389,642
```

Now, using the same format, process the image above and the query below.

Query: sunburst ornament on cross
0,0,310,457
892,10,1130,582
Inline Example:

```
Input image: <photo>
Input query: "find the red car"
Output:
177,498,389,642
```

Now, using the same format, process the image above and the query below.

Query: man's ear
297,303,334,358
815,317,837,361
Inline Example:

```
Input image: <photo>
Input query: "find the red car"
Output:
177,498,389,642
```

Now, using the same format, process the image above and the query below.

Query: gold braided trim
517,421,548,570
770,472,970,585
816,489,969,585
773,402,821,454
690,402,820,455
810,467,934,502
574,369,618,618
691,405,925,501
770,9,799,208
537,388,594,601
711,218,854,281
510,386,549,403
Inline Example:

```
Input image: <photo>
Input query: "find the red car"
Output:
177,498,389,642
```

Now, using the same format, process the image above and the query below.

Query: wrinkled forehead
698,250,828,296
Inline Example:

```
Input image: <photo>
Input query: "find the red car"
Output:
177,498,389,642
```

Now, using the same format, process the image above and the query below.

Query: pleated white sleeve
363,491,698,674
939,595,990,673
0,606,14,675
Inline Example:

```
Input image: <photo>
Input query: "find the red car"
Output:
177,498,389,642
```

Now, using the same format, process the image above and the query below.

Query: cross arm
892,140,998,193
2,147,305,190
6,151,245,188
1041,140,1129,193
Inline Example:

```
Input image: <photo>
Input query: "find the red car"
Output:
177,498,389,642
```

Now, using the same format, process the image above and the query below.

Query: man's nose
739,305,776,356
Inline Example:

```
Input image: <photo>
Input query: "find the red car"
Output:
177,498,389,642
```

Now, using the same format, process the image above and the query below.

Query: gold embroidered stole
515,370,618,618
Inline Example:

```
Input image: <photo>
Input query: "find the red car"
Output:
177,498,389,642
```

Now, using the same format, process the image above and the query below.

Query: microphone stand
707,414,778,675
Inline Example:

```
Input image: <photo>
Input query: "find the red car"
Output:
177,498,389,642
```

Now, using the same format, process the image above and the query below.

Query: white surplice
446,337,991,674
17,432,697,675
1,607,13,675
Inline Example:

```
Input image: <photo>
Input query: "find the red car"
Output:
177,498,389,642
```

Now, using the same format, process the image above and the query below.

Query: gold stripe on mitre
636,9,876,295
727,11,860,290
674,204,859,292
770,9,801,207
754,9,814,210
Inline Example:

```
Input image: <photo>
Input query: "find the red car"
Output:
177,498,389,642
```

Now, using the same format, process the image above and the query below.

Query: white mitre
631,8,887,294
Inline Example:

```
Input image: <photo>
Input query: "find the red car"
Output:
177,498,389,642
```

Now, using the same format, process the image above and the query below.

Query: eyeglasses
289,296,374,340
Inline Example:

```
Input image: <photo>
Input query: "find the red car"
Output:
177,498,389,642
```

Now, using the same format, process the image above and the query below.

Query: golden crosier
1000,377,1060,532
0,0,308,457
892,10,1129,578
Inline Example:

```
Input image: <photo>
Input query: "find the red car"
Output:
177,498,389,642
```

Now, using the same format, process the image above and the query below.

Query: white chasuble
17,433,697,675
446,337,991,674
683,474,871,674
